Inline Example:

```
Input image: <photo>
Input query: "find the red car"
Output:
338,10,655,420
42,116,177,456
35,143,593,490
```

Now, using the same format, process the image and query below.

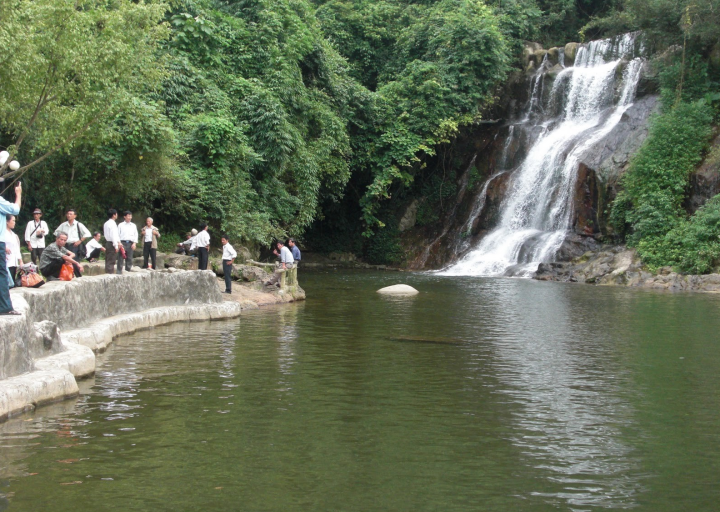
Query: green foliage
0,0,169,177
611,101,715,272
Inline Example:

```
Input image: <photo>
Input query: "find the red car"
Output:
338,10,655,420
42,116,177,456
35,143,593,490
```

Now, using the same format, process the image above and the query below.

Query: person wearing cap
0,181,22,315
25,208,49,264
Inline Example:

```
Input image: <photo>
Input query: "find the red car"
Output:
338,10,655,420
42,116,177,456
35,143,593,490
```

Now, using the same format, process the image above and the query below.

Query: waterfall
440,34,644,277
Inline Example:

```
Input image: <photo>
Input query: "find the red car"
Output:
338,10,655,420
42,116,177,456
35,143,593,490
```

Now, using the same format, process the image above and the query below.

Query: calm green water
1,271,719,511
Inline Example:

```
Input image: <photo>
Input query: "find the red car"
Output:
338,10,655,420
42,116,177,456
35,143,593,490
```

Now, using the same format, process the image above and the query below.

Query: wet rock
546,47,561,66
522,42,543,67
377,284,419,295
564,42,579,64
555,234,600,261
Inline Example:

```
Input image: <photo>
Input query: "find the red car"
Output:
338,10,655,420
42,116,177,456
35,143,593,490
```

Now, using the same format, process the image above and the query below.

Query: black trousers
65,243,83,277
118,241,133,273
40,259,64,280
223,260,233,292
31,247,44,264
143,241,157,269
198,247,209,270
105,243,117,274
87,248,102,261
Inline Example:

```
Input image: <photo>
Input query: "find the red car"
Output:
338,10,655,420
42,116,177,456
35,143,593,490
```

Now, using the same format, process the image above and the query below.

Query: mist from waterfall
440,34,644,277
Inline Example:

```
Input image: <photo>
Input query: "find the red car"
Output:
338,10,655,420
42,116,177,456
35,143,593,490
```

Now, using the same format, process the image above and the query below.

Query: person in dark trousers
85,232,105,262
0,181,21,315
141,217,160,269
287,238,301,267
25,208,48,264
117,210,138,273
221,235,237,294
103,209,120,274
39,233,83,280
192,223,210,270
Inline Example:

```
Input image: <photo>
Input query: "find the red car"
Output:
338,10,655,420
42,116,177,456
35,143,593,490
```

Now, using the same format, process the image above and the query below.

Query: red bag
59,263,74,281
119,245,127,260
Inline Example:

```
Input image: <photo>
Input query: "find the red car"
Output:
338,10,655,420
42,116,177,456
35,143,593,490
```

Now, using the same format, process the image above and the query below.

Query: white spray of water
441,34,643,277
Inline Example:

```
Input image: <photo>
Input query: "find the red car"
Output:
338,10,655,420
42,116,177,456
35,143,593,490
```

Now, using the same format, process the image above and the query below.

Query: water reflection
481,279,643,508
0,272,719,512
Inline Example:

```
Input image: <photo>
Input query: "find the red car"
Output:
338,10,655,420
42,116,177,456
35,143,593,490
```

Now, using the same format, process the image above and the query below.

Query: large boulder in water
377,284,419,295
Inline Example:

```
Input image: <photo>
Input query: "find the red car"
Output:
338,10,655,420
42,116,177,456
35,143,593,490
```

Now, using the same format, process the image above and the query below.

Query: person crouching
39,233,83,280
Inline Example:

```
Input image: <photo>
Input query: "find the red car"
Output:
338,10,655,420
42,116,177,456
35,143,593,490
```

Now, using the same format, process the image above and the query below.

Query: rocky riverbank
534,246,720,292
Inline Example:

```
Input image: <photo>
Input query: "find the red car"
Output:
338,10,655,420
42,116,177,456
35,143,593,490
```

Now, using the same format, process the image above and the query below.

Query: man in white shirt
103,209,120,274
190,223,211,270
25,208,49,264
220,234,237,293
117,210,138,274
54,209,91,267
85,232,105,262
264,240,294,287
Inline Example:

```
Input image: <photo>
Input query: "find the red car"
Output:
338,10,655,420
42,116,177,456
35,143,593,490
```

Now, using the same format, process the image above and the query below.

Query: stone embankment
0,263,304,422
535,246,720,292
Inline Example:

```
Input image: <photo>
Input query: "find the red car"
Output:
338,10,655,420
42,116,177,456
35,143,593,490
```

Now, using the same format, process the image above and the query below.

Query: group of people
0,180,301,315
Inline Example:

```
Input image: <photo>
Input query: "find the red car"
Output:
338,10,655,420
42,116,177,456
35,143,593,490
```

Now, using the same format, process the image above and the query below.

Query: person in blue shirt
287,238,301,267
0,181,22,315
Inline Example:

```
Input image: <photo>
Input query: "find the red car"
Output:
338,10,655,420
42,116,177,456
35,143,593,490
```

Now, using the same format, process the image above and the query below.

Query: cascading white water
441,34,644,277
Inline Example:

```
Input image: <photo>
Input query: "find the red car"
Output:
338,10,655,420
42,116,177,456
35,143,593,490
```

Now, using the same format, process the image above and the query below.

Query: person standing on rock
221,234,237,294
54,209,91,271
191,223,210,270
0,181,21,315
141,217,160,269
287,238,301,268
25,208,48,264
103,209,121,274
5,215,22,287
117,211,138,274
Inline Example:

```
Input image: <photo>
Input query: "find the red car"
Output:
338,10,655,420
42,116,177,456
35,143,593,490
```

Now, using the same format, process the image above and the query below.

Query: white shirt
118,221,138,243
5,230,21,267
222,243,237,261
191,230,210,250
280,246,294,264
86,238,103,254
55,220,91,244
143,225,157,242
103,219,120,249
25,220,49,249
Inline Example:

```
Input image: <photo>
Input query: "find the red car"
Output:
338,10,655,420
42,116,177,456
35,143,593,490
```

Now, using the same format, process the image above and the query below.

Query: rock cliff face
402,37,661,271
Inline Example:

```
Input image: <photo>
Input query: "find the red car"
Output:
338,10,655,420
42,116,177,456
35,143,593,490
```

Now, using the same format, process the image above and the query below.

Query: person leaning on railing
0,181,21,315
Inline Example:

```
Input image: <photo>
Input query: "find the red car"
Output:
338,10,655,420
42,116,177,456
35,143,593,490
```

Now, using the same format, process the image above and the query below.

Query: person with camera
25,208,48,264
0,181,22,315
